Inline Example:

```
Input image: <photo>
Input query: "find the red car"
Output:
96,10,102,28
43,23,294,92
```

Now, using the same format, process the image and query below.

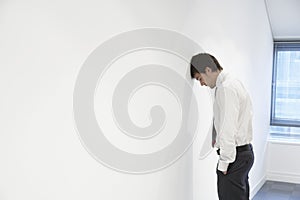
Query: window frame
270,41,300,128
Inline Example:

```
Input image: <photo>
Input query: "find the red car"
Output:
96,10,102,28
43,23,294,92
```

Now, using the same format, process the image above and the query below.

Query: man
190,53,254,200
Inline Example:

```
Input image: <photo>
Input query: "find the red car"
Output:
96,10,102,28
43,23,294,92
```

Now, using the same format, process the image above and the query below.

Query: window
270,42,300,139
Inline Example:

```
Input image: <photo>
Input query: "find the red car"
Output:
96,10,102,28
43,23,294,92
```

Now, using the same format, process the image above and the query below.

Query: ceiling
265,0,300,40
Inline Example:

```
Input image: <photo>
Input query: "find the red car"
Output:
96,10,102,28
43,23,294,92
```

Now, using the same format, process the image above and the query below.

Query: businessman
190,53,254,200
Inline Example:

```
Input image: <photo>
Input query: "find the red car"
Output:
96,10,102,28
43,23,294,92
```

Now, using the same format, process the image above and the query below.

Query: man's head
190,53,223,88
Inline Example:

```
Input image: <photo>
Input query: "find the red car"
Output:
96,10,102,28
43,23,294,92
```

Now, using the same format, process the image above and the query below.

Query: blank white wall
0,0,273,200
0,1,196,200
267,142,300,184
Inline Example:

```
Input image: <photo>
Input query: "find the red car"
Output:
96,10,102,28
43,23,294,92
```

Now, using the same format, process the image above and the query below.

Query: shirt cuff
218,160,229,172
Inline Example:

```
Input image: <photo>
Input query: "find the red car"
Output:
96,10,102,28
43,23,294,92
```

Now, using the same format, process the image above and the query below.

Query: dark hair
190,64,199,79
190,53,223,78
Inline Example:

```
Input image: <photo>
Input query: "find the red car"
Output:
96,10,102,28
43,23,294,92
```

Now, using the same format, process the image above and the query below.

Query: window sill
268,135,300,145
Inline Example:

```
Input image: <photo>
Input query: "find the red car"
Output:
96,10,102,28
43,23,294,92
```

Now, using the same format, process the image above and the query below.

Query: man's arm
216,87,240,173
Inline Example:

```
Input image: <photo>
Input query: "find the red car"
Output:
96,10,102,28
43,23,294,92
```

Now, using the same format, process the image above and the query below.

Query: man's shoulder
221,73,239,87
219,73,246,94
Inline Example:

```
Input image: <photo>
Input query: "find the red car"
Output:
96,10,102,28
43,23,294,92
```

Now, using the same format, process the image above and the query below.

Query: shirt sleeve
216,87,239,172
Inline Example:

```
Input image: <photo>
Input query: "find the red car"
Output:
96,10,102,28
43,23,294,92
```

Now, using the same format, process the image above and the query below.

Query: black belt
216,144,252,155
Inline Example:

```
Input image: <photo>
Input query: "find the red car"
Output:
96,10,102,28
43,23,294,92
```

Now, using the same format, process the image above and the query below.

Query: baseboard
267,171,300,184
250,175,266,199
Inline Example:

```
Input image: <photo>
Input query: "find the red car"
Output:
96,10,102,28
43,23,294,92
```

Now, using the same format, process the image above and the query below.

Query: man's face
200,72,214,88
193,72,206,86
194,68,216,89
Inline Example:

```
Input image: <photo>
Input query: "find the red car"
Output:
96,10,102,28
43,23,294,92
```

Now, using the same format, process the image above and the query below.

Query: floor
253,181,300,200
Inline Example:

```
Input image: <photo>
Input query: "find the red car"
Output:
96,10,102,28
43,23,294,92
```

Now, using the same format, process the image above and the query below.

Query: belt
216,144,252,155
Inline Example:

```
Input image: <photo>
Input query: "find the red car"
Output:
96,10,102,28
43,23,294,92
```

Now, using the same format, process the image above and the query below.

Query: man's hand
222,171,227,175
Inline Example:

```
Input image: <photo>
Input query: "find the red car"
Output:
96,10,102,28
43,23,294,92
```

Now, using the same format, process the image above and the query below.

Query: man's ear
205,66,211,74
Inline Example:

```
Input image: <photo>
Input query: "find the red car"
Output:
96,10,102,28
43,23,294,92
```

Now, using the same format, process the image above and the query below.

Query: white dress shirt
213,71,253,172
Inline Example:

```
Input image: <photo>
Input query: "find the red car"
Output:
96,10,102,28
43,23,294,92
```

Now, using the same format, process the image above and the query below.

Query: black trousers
216,145,254,200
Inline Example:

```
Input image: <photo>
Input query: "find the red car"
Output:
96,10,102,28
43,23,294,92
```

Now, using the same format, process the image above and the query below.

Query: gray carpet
253,181,300,200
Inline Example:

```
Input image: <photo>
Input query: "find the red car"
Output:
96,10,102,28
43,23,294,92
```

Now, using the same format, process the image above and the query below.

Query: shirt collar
216,70,225,88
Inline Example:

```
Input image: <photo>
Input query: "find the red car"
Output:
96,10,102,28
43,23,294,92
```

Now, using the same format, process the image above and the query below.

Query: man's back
214,71,253,148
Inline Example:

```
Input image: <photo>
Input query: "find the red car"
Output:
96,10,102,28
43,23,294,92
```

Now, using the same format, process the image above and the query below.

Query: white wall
0,1,196,200
0,0,273,200
267,141,300,184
